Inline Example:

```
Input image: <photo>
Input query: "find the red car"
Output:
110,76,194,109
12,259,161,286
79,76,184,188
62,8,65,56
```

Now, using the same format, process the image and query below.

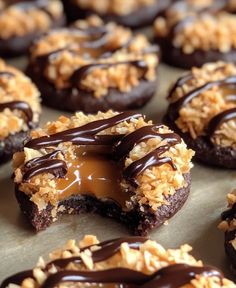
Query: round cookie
0,0,65,57
154,0,236,69
0,59,41,163
1,235,233,288
219,190,236,273
164,62,236,169
26,16,160,113
62,0,172,28
13,111,194,235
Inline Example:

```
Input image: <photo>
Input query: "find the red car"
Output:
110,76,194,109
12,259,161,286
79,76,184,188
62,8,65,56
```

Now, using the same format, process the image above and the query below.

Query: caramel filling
56,150,129,209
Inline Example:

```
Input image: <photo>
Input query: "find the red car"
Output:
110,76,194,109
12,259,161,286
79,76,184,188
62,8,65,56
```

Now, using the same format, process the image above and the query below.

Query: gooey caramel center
55,149,130,209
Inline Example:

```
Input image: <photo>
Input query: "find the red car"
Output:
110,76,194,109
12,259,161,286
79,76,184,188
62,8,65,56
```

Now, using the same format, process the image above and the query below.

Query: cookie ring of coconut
13,110,194,235
165,61,236,169
26,15,160,113
61,0,172,29
1,235,234,288
154,0,236,69
0,0,65,57
0,59,41,164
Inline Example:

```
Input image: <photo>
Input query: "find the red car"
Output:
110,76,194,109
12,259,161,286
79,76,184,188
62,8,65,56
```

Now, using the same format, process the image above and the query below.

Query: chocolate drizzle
23,150,67,181
72,60,148,90
23,112,180,185
0,237,223,288
169,73,236,140
0,101,33,126
0,70,34,127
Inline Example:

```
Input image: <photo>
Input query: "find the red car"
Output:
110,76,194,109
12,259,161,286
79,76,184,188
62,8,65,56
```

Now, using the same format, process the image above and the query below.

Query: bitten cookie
1,235,234,288
62,0,172,28
0,0,65,57
154,0,236,68
0,59,41,163
13,111,194,235
219,189,236,274
26,16,159,113
164,62,236,169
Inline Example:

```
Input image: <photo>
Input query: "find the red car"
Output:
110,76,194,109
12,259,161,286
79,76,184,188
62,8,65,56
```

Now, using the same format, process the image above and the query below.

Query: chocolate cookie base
0,131,28,164
164,112,236,169
225,230,236,274
0,121,39,164
0,16,65,58
62,0,172,28
15,173,190,235
26,66,157,112
155,38,236,69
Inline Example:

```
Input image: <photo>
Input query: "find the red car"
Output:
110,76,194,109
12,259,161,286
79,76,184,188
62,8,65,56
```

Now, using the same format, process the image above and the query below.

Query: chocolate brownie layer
2,235,231,288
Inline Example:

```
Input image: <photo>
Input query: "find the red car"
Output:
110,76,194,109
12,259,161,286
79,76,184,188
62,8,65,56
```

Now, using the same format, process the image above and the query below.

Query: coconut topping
28,16,159,98
13,111,194,213
167,62,236,148
0,0,63,39
0,59,41,139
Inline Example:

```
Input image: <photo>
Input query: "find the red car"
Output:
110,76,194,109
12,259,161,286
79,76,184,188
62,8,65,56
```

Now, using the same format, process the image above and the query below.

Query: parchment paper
1,60,236,281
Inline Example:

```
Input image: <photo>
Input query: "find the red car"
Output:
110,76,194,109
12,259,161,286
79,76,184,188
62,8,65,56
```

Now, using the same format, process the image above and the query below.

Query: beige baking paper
0,59,235,281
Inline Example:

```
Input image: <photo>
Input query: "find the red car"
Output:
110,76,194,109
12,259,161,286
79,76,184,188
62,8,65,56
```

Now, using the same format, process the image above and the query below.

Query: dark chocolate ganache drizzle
0,101,33,126
0,237,223,288
0,71,34,127
169,74,236,140
23,112,181,185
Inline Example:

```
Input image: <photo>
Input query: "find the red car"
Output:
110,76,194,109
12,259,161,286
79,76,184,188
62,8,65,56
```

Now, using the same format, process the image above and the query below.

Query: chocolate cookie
164,62,236,169
13,111,194,235
0,0,65,57
154,0,236,68
62,0,172,28
219,190,236,273
0,59,41,164
26,16,160,113
1,235,233,288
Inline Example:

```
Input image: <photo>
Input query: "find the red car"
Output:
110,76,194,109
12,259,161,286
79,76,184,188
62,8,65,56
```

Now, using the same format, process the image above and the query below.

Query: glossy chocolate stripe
0,270,34,288
25,150,62,168
124,145,177,186
41,268,150,288
23,159,67,181
168,73,193,99
25,112,142,149
208,108,236,137
48,237,147,269
114,125,180,160
72,60,148,90
0,101,33,125
142,264,222,288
